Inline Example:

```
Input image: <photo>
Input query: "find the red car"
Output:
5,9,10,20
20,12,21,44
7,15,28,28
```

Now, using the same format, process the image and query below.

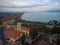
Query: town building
4,23,31,42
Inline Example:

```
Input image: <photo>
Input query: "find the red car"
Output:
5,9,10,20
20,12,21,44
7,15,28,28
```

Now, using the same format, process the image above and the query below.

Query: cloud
0,0,60,12
0,0,48,6
54,2,60,9
0,5,52,12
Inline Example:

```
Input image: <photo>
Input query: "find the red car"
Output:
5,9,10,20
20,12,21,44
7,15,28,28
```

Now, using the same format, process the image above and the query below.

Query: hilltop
44,10,60,12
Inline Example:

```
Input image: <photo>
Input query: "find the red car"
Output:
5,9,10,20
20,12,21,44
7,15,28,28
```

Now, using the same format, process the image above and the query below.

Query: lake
21,12,60,22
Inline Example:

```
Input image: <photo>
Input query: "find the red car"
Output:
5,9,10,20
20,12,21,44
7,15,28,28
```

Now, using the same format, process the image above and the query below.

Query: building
3,19,15,25
4,30,23,41
4,26,31,42
14,26,31,36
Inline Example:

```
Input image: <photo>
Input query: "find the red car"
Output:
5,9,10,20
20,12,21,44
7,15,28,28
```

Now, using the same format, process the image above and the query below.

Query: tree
38,25,49,33
29,27,38,39
48,20,52,25
48,20,58,25
20,33,26,45
29,25,49,39
52,20,58,25
0,19,3,25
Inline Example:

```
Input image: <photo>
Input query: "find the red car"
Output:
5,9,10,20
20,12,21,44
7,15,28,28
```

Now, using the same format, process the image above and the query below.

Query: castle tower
17,23,21,31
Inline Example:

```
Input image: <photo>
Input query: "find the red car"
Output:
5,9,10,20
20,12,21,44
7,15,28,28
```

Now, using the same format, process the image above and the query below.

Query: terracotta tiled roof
4,27,31,39
4,30,22,39
21,27,31,31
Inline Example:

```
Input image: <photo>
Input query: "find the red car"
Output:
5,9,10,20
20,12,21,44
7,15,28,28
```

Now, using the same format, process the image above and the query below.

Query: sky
0,0,60,12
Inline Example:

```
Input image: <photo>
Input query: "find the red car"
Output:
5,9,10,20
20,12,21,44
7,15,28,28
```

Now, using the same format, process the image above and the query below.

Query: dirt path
38,40,57,45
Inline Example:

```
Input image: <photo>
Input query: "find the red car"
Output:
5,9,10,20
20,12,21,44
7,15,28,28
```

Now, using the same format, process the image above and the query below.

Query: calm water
21,12,60,22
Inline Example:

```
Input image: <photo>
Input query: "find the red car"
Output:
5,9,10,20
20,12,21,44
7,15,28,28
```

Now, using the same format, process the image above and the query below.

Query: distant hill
0,12,25,20
0,12,24,17
44,10,60,12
